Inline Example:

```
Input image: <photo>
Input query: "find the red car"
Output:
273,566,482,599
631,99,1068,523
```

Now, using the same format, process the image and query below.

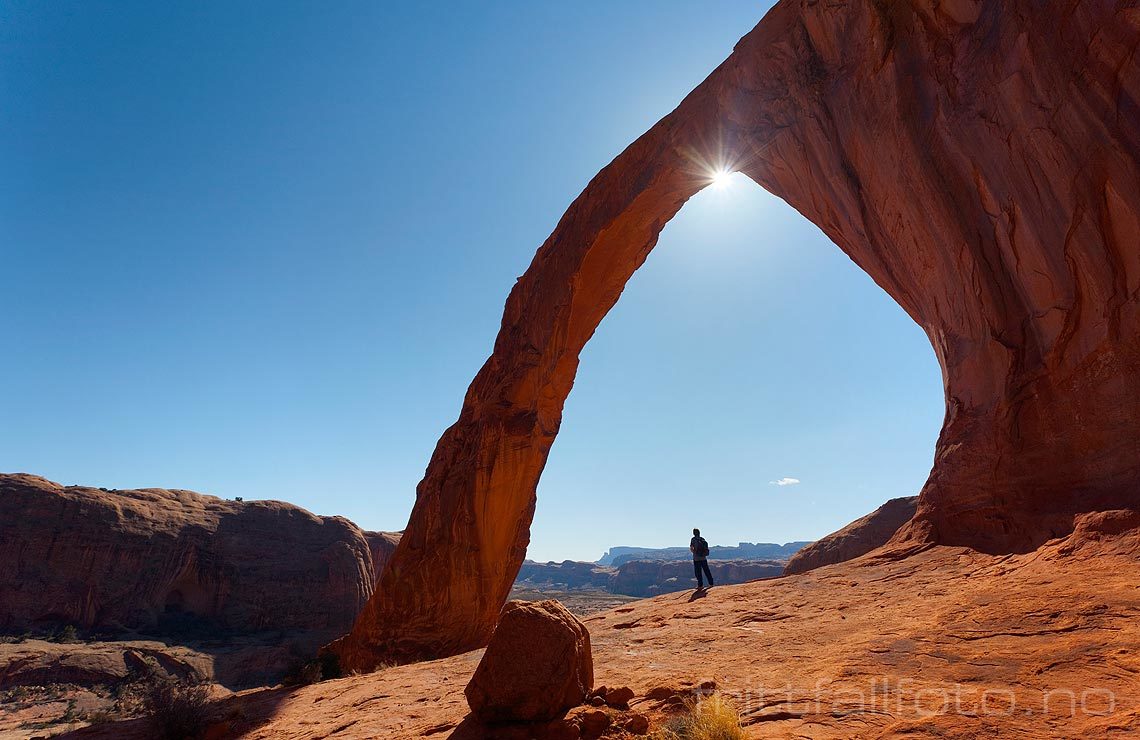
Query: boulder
603,686,634,709
464,600,592,723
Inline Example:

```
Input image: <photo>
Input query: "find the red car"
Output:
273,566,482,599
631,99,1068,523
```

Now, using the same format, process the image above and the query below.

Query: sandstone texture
331,0,1140,666
464,600,593,724
784,497,919,575
67,522,1140,739
0,474,383,637
363,530,402,587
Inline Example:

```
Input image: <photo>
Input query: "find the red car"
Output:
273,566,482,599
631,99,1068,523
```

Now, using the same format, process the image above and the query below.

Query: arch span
330,0,1140,668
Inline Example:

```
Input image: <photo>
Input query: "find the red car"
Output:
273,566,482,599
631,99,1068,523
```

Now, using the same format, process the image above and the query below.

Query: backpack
695,537,709,558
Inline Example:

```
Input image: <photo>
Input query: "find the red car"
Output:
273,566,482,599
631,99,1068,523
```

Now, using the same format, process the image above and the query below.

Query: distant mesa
516,557,786,598
597,541,809,567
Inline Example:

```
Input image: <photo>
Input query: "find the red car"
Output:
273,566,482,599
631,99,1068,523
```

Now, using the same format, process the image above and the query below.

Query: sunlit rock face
330,0,1140,669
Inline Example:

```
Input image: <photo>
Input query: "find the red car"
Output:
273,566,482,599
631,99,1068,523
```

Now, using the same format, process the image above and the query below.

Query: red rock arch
329,0,1140,668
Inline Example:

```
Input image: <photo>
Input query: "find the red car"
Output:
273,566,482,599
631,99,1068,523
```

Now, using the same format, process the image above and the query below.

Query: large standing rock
331,0,1140,668
784,497,919,575
0,473,382,637
464,600,593,723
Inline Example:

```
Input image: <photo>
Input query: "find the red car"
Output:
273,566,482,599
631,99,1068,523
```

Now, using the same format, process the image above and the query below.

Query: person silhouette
689,528,714,589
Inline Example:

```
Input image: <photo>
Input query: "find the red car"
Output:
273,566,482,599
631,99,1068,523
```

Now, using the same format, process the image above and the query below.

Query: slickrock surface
333,0,1140,665
785,497,919,575
66,520,1140,739
0,474,382,637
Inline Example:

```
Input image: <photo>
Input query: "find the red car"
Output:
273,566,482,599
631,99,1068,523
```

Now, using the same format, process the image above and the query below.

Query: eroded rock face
464,600,593,724
784,497,919,575
0,474,381,637
332,0,1140,667
363,530,402,587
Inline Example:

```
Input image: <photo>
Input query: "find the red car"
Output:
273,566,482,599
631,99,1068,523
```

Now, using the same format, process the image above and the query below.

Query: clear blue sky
1,1,944,562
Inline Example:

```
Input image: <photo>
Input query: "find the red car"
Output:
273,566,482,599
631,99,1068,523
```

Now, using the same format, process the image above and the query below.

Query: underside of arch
328,0,1140,668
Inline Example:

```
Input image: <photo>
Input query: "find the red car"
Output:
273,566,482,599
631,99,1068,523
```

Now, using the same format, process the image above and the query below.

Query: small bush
283,659,324,686
56,625,80,644
651,693,745,740
139,674,213,740
283,651,344,686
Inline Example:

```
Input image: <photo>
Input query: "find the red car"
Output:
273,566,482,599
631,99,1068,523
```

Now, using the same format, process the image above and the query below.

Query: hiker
690,528,714,589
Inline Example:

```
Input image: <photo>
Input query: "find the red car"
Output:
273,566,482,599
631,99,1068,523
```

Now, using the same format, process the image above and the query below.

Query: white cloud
769,477,801,487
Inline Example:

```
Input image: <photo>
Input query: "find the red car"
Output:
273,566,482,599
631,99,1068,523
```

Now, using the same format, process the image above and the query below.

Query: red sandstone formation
363,530,402,586
332,0,1140,668
0,474,385,637
784,497,919,575
464,600,593,724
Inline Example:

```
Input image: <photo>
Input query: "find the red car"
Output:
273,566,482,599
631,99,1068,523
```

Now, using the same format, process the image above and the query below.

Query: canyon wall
331,0,1140,668
0,474,389,637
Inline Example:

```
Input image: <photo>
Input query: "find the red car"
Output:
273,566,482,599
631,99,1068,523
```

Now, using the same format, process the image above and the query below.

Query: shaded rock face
464,600,593,724
332,0,1140,667
0,474,381,637
363,530,402,587
784,497,919,575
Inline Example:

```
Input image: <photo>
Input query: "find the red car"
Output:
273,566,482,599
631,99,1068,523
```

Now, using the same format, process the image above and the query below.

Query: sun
709,169,734,190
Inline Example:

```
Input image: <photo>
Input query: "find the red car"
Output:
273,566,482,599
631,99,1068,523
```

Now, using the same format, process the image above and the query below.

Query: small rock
623,713,650,735
645,686,674,701
578,709,610,739
603,686,634,709
589,695,606,706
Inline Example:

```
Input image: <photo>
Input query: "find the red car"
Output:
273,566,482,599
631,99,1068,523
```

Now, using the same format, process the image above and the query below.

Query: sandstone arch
329,0,1140,668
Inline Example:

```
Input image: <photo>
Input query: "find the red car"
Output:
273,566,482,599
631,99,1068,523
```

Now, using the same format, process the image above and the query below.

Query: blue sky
1,2,944,562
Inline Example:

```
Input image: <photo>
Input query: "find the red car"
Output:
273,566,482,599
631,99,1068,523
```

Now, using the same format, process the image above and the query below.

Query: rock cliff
332,0,1140,668
784,497,919,575
0,473,383,637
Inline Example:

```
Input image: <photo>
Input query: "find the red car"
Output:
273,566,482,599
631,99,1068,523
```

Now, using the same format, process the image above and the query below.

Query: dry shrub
120,659,213,740
651,692,746,740
139,674,212,740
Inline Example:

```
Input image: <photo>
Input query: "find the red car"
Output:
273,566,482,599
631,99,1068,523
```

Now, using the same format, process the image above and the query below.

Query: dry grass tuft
651,692,746,740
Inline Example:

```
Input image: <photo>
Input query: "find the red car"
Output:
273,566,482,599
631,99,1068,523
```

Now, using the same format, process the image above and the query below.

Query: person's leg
693,560,704,589
701,560,714,586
